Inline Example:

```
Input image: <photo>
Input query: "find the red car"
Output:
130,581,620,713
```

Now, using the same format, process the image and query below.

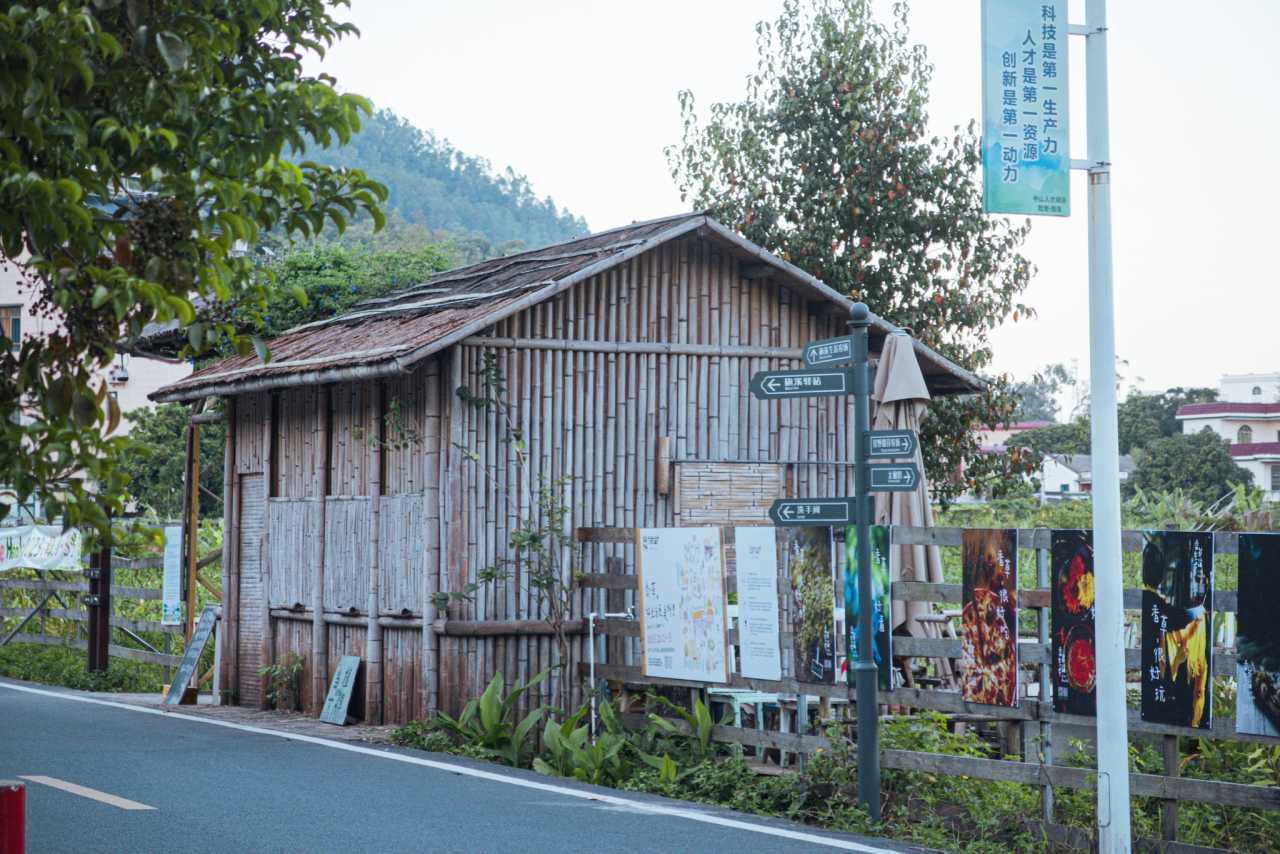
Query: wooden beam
365,381,385,724
312,385,331,714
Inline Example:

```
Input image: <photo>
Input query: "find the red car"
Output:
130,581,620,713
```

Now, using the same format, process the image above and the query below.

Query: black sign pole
849,302,880,822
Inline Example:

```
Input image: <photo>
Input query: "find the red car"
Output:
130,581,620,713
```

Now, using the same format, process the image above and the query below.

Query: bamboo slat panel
236,472,266,707
267,498,320,609
270,617,314,711
378,493,428,615
323,497,371,613
382,626,423,724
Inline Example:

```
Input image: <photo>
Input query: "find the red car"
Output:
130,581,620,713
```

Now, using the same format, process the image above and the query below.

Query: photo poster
1236,533,1280,738
960,529,1019,707
1050,530,1096,715
636,527,729,684
786,526,837,684
844,524,892,690
733,526,782,682
161,524,183,626
1140,531,1214,729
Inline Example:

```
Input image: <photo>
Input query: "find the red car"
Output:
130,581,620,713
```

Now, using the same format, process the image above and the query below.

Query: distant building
1176,372,1280,501
0,259,191,434
1040,453,1135,502
975,419,1051,452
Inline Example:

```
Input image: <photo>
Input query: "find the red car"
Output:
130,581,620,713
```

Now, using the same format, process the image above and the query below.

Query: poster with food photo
786,526,836,684
961,529,1019,707
1236,533,1280,738
1051,530,1096,715
1140,531,1213,729
844,524,892,690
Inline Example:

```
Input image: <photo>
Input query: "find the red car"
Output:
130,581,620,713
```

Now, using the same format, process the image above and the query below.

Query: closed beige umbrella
871,331,944,639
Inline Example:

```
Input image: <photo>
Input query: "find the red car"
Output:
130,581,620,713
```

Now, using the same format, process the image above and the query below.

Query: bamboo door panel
236,473,265,707
267,498,321,609
378,493,427,615
322,497,371,613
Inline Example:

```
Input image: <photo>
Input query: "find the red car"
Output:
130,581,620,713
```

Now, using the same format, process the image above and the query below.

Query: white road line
18,775,155,811
0,681,899,853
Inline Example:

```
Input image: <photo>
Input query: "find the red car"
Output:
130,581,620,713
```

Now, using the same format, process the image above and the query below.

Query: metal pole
849,302,880,822
1083,1,1131,849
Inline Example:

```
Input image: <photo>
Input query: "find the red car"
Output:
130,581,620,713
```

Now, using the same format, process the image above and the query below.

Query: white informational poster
734,527,782,681
637,527,728,684
0,526,84,573
161,525,183,626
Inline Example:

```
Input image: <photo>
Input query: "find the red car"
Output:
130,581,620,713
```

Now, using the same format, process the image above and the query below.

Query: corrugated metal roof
152,213,982,402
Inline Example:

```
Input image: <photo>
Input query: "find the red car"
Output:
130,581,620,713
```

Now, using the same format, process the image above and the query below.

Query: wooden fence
574,525,1280,853
0,552,220,672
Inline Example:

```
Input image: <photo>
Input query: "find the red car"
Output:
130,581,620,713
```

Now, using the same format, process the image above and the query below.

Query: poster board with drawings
733,526,782,682
636,527,729,684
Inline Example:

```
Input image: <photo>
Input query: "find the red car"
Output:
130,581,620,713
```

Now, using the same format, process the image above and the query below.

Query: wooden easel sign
164,606,218,706
320,656,361,726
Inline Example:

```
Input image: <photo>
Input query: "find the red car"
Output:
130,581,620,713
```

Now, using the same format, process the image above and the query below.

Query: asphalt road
0,680,925,854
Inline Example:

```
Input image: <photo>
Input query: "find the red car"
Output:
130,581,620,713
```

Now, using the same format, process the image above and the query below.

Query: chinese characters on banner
1050,530,1096,715
1140,531,1214,729
961,529,1019,707
844,525,892,690
1236,533,1280,737
636,527,729,683
786,527,837,684
0,526,83,573
162,524,183,626
734,526,783,682
981,0,1070,216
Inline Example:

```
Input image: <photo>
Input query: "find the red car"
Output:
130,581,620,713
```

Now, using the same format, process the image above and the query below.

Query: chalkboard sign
164,606,218,706
320,656,362,725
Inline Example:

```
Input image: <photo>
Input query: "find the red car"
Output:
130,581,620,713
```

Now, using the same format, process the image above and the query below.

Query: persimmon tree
667,0,1038,500
0,1,385,533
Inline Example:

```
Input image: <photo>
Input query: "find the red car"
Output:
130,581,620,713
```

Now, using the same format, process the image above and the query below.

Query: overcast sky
313,0,1279,396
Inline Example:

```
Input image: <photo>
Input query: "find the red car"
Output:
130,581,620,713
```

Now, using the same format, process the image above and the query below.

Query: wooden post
221,397,238,703
258,392,275,709
85,536,111,672
365,381,385,723
1161,734,1179,842
311,386,331,714
184,419,201,643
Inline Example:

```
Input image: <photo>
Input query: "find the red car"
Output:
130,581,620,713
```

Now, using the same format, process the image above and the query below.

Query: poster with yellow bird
1140,531,1214,729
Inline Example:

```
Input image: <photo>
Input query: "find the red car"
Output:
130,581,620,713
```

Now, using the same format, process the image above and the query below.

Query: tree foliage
1016,387,1221,458
1128,429,1253,506
117,404,224,519
1011,362,1073,422
305,108,589,251
666,0,1037,501
0,0,385,534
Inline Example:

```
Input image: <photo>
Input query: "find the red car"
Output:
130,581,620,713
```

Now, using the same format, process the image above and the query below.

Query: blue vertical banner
981,0,1070,216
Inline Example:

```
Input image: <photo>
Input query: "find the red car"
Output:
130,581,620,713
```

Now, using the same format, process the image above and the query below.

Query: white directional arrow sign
768,498,853,526
866,430,918,459
868,462,920,492
802,336,853,367
749,369,850,399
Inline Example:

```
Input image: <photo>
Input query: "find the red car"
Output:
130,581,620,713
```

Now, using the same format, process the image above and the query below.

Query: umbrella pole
849,302,880,823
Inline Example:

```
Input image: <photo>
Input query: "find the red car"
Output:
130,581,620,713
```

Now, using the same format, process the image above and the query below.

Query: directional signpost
748,368,849,399
868,462,920,492
749,304,923,823
801,335,853,367
767,498,852,527
867,429,917,459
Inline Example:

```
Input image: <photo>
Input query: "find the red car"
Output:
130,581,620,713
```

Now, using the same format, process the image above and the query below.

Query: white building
1176,373,1280,501
1,259,191,434
1040,453,1136,502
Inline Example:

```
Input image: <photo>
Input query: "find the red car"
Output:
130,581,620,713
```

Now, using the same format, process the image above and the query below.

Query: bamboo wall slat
323,497,371,613
267,498,320,609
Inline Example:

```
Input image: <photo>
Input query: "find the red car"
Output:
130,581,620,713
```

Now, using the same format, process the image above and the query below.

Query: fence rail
576,524,1279,850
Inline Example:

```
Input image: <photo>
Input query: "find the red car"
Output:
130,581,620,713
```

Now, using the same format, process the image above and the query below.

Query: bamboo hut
152,212,982,723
